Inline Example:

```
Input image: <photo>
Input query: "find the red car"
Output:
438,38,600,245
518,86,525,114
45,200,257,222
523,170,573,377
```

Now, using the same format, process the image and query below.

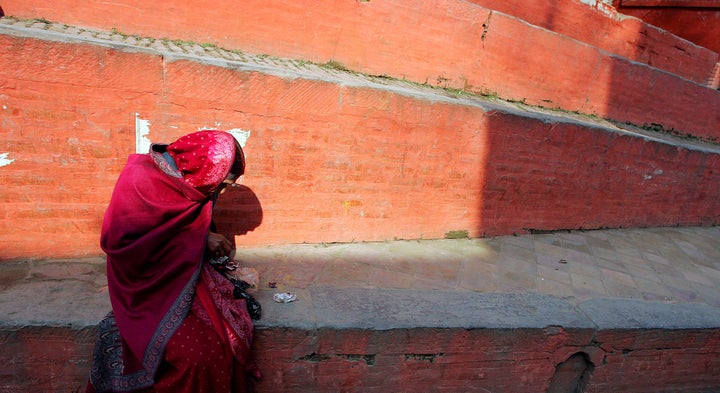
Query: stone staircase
1,11,718,259
1,0,720,391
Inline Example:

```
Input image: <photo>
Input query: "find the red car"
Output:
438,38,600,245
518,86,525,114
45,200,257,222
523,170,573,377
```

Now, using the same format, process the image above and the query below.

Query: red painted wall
1,0,719,137
4,325,720,392
250,327,720,393
471,0,719,85
613,1,720,54
1,31,718,260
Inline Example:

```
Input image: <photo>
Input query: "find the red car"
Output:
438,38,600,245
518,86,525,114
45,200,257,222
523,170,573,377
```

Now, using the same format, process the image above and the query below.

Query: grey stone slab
578,298,720,329
2,225,720,337
0,280,109,329
309,287,594,330
253,288,316,330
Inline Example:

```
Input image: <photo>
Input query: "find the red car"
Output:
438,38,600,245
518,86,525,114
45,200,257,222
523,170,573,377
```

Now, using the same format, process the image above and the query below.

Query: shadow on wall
213,185,264,247
547,352,594,393
476,1,719,235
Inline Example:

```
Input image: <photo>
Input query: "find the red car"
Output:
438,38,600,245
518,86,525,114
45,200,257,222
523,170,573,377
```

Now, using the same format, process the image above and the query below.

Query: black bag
229,277,262,320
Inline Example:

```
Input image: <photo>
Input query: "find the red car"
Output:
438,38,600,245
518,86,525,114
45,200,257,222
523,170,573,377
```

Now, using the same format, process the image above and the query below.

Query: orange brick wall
4,325,720,392
613,1,720,54
481,114,720,234
1,0,719,140
250,327,720,393
1,32,718,260
471,0,718,86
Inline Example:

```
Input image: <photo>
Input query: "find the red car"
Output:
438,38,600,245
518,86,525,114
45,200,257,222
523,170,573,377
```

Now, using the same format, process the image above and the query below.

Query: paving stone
2,226,720,332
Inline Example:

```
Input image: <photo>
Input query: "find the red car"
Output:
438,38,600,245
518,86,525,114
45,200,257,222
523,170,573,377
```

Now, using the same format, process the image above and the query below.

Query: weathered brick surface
0,326,720,393
614,1,720,55
3,237,720,392
587,329,720,393
252,327,720,392
1,0,719,139
0,326,94,392
0,33,162,259
1,30,719,259
472,0,719,85
480,114,720,235
4,325,717,393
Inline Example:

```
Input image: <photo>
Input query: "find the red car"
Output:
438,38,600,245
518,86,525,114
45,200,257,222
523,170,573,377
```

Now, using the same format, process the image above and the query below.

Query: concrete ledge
260,288,594,330
3,232,720,392
579,298,720,329
259,287,720,331
4,286,720,392
0,258,108,329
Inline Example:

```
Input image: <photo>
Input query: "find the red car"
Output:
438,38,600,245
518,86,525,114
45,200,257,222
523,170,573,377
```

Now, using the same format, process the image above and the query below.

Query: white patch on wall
198,126,251,148
579,0,613,6
642,169,664,181
226,128,251,148
578,0,615,17
0,153,14,167
135,113,152,153
134,119,250,153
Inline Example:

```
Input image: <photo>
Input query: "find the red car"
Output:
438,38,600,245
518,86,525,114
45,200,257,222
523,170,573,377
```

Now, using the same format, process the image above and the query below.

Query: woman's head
167,130,245,195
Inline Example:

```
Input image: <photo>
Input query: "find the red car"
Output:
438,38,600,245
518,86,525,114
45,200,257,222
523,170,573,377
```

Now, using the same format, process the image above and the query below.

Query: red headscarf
100,130,242,381
168,130,243,194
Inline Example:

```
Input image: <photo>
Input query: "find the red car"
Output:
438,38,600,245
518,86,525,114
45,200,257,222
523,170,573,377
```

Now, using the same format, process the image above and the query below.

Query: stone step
1,18,719,259
2,226,720,391
470,0,719,86
1,0,719,139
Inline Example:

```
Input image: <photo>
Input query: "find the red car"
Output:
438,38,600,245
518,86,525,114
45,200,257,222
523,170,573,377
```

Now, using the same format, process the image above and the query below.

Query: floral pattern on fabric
149,146,182,179
191,263,257,378
167,130,238,195
89,269,198,392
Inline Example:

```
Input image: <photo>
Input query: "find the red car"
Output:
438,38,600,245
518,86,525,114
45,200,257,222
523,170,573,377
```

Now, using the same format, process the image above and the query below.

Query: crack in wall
481,10,493,43
298,352,376,366
298,352,449,366
404,353,444,363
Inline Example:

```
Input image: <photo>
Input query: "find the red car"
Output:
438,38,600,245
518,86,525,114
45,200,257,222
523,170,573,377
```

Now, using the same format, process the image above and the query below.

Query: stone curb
3,260,720,331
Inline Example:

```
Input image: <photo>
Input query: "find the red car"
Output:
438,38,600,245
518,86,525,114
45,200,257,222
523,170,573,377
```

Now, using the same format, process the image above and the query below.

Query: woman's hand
207,231,233,258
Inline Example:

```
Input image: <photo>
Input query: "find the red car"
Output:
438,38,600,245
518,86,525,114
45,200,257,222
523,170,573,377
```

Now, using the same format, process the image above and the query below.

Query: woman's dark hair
230,142,245,178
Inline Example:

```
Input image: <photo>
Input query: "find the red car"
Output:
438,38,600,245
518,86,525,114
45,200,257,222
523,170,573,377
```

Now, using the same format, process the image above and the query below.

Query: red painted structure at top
613,0,720,54
2,0,719,137
0,0,719,260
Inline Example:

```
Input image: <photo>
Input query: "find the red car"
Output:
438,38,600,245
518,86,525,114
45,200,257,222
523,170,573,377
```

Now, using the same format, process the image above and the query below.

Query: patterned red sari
88,131,257,393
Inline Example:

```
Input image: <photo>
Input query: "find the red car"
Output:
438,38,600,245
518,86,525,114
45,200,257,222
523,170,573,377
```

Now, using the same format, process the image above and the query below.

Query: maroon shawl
101,153,212,375
91,130,245,392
